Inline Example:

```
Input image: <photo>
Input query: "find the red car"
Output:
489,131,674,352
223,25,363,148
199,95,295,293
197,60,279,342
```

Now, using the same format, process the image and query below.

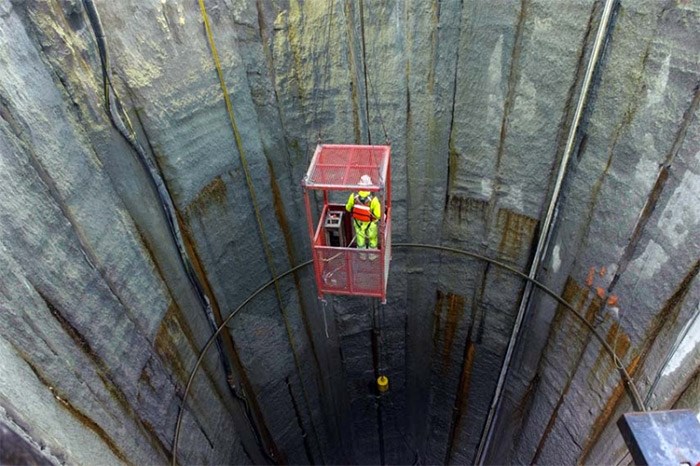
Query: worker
346,175,381,256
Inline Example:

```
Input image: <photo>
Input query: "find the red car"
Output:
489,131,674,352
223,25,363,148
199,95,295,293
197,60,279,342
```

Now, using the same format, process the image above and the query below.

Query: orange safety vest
352,195,374,222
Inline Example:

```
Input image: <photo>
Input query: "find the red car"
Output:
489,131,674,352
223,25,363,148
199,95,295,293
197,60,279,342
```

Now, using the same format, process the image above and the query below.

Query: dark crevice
444,0,465,203
286,377,315,465
18,351,130,463
489,0,530,221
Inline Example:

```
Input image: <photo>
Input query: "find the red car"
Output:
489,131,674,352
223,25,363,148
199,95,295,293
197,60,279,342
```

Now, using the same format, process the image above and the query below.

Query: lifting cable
196,1,323,462
172,243,646,465
311,0,389,147
311,0,336,143
81,2,274,462
358,0,389,144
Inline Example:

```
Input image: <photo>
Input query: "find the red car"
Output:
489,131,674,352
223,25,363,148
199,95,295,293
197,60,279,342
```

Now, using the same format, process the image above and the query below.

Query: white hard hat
359,174,372,186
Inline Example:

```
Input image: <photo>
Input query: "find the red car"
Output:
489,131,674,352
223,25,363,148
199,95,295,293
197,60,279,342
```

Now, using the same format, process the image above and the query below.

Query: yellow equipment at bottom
377,375,389,393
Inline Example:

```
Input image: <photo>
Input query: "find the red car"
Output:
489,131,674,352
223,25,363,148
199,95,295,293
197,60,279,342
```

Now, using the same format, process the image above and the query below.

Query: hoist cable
358,0,389,144
313,0,335,142
196,1,323,461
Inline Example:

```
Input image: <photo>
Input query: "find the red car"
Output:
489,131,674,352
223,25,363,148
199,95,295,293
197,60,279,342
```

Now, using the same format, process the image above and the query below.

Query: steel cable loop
197,1,324,460
173,244,645,465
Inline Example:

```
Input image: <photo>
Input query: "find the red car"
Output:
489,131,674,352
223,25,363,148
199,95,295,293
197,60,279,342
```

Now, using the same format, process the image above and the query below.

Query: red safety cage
302,144,392,303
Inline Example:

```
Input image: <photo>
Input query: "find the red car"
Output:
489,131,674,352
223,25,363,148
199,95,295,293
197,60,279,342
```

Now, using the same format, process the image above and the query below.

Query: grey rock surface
0,0,698,465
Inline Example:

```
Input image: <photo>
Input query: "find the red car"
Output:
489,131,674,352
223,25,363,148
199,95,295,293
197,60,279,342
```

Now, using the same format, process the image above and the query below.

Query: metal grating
305,144,390,190
318,249,349,292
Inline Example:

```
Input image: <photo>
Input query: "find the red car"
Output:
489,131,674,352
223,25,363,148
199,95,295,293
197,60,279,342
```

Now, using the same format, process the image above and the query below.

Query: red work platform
302,144,392,303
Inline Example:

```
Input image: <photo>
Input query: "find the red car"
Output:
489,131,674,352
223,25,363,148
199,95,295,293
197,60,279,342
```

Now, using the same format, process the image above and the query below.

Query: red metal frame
302,144,392,303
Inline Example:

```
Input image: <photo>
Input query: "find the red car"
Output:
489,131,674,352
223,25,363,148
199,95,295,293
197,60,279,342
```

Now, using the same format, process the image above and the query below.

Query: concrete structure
0,0,698,464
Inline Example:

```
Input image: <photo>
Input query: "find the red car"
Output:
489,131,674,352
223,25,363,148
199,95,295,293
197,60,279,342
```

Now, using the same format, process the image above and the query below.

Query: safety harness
351,194,375,223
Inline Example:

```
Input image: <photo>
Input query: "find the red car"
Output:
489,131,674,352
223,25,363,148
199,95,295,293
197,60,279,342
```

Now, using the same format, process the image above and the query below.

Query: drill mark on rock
610,85,700,290
267,159,323,377
32,287,175,461
550,0,607,172
487,0,530,223
671,365,700,410
445,147,460,203
258,158,328,465
133,225,231,406
515,372,539,424
538,298,604,459
37,288,92,355
527,278,589,464
286,1,307,102
443,293,466,369
472,264,490,345
578,355,640,465
638,258,700,365
343,0,363,143
432,290,466,373
571,29,656,265
445,0,464,196
154,302,193,386
546,276,587,343
432,290,446,347
0,95,31,139
154,300,231,408
426,0,441,94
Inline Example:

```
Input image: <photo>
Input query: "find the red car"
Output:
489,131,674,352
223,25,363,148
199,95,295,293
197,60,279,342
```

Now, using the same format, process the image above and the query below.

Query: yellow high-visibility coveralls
346,191,381,248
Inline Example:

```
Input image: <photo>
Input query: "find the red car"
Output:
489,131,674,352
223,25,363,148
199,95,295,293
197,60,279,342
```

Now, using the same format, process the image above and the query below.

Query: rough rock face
0,0,698,465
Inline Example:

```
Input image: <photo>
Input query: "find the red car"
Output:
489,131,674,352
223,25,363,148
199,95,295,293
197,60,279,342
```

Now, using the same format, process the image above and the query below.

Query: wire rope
313,0,336,143
358,0,389,144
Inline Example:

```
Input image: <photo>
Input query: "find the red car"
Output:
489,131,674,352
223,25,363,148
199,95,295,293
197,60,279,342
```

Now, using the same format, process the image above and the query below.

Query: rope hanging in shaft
313,0,336,142
358,0,389,144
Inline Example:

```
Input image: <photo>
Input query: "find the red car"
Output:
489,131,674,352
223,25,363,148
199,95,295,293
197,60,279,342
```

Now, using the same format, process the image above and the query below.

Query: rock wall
0,0,698,465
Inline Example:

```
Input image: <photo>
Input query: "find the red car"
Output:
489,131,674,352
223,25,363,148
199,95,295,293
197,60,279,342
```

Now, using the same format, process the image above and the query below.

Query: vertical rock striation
0,0,698,464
